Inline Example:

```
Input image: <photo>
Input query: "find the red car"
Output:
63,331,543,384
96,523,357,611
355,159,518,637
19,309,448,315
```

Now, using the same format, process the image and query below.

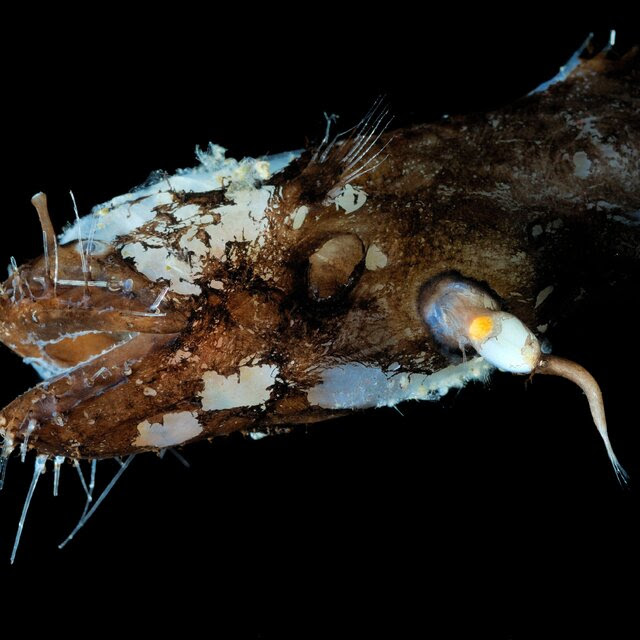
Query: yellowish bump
469,315,493,341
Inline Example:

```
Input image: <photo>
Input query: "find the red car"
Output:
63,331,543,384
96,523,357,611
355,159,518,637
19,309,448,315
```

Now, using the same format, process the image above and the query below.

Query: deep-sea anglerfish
0,35,638,563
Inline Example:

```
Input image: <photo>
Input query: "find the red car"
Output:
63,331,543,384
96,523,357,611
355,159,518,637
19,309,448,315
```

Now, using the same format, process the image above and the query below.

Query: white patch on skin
333,184,367,213
610,212,640,226
178,227,209,280
202,185,275,260
307,358,493,409
599,143,623,170
591,201,619,211
172,204,202,222
143,387,157,397
573,151,591,178
204,224,227,260
121,242,202,296
168,349,192,365
254,160,271,181
58,145,294,305
200,365,278,411
60,191,175,246
59,144,301,245
365,244,388,270
134,411,202,448
118,183,273,293
292,205,309,230
535,285,554,308
210,280,224,290
214,185,274,245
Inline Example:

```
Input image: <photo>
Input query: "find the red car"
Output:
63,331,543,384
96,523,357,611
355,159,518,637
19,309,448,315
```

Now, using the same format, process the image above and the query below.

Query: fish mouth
0,301,184,463
0,194,190,459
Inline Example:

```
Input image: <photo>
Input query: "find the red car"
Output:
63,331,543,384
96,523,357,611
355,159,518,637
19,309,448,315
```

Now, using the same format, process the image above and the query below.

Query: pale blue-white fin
80,459,97,520
0,436,14,491
529,33,594,95
73,459,90,498
169,448,191,469
59,455,134,549
72,459,98,520
11,454,47,564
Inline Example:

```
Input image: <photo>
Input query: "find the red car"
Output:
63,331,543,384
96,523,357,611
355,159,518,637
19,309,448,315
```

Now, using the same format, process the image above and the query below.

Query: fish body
0,45,637,466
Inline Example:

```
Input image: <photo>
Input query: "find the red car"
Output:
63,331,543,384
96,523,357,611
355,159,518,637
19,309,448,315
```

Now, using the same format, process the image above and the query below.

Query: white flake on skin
333,184,368,213
59,144,301,246
535,285,554,308
254,161,271,181
172,204,202,222
60,191,175,246
120,243,202,295
573,151,591,178
133,411,202,448
58,145,290,305
292,205,309,230
365,244,388,270
200,365,278,411
214,186,274,245
178,226,209,265
306,358,493,409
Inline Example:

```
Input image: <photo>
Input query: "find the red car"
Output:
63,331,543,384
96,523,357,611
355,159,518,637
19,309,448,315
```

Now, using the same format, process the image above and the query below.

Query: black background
1,12,638,638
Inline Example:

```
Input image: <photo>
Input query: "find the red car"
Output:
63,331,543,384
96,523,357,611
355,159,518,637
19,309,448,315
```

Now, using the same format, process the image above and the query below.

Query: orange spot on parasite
469,315,493,341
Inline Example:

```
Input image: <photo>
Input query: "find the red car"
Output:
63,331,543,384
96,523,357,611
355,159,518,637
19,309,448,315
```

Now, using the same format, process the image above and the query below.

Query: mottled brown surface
0,48,638,459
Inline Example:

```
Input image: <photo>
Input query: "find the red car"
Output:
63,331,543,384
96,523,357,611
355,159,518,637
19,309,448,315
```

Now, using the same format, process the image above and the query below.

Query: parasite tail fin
536,355,629,486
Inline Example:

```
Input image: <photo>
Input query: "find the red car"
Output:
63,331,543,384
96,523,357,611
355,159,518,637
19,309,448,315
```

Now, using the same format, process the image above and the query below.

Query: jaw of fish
0,198,189,458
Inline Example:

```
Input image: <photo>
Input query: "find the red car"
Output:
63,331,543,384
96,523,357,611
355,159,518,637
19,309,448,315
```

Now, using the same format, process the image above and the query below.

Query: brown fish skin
0,47,638,460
